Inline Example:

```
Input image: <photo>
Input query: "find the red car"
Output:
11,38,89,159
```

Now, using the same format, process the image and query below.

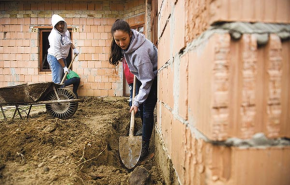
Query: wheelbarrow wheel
45,88,78,119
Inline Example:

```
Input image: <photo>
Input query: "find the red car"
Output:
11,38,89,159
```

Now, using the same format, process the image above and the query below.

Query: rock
43,166,49,173
0,163,5,170
38,162,44,168
51,155,57,160
43,124,57,133
129,166,150,185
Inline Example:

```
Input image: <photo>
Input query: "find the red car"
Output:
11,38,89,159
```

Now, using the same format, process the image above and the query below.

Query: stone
129,166,150,185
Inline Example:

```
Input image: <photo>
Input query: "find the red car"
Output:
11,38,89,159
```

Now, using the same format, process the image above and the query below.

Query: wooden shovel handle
129,76,136,137
60,54,77,85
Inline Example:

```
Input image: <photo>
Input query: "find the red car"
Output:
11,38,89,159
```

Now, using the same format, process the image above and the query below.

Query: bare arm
71,43,76,50
57,58,66,68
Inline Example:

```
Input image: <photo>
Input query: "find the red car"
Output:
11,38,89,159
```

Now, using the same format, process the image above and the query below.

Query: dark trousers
136,77,157,142
128,83,139,107
64,77,80,98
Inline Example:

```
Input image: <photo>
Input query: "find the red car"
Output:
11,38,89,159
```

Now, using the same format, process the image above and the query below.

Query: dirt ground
0,97,164,185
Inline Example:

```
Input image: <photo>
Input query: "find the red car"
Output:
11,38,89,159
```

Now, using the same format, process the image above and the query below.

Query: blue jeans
136,77,157,142
47,54,67,84
64,77,80,98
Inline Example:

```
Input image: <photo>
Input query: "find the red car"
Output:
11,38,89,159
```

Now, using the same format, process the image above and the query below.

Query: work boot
140,140,149,160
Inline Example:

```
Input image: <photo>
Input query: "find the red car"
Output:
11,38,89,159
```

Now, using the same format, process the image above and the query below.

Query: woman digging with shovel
109,19,158,162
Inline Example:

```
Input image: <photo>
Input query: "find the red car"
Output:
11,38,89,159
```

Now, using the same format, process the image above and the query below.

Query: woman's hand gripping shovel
119,76,142,169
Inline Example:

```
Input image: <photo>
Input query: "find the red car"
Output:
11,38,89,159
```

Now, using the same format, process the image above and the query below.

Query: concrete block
187,32,290,140
158,0,171,38
170,127,290,185
158,23,170,69
172,0,185,56
161,104,173,154
264,34,288,138
188,34,218,140
157,70,164,103
206,147,290,185
171,118,186,183
185,0,290,43
281,41,290,138
178,53,188,120
182,128,207,185
159,64,174,108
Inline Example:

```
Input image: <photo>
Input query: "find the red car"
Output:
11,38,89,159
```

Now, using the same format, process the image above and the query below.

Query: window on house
39,28,72,72
131,24,144,34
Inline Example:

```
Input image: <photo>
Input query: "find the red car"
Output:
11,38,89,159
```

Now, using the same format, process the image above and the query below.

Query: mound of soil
0,97,164,185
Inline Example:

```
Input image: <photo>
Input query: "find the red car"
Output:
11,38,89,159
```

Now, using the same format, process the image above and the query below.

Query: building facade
1,0,290,184
0,0,146,97
155,0,290,184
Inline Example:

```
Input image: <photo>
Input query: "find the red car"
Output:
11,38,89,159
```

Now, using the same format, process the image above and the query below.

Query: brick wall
0,0,145,96
156,0,290,184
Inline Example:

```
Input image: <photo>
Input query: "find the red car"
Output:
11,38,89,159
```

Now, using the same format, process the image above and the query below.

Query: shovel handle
129,76,136,137
60,54,77,85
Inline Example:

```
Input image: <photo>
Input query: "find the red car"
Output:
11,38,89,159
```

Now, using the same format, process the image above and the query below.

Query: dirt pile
0,97,164,185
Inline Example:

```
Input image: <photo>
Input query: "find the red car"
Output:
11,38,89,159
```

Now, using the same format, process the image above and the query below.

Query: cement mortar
215,133,290,148
185,22,290,53
213,22,290,45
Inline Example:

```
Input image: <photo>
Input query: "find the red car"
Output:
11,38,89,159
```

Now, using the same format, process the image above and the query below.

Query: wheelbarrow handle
60,54,77,85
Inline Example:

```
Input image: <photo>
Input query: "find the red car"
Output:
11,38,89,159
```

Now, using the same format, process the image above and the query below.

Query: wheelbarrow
0,82,83,120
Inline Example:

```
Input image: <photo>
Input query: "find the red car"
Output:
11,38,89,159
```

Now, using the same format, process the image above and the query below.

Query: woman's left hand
130,105,138,114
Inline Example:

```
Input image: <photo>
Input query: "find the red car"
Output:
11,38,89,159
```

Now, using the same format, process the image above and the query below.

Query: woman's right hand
63,66,69,73
130,105,138,114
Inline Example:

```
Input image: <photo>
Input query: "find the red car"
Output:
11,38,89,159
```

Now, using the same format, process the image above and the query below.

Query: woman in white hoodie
47,14,79,84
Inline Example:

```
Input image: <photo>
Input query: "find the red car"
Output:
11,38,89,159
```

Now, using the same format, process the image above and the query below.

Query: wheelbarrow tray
0,82,60,105
28,82,60,102
0,82,82,120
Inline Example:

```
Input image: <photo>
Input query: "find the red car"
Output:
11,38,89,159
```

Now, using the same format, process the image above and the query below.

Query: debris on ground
0,97,164,185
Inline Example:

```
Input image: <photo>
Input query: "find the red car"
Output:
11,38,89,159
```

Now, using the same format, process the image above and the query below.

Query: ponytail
109,39,122,66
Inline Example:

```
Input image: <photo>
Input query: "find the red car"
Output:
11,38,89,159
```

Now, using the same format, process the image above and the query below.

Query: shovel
119,76,142,169
60,54,77,85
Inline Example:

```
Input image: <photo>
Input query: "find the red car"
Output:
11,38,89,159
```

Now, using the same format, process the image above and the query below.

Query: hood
124,29,146,54
51,14,67,33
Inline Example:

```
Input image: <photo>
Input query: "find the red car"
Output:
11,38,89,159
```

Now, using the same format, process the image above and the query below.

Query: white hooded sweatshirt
47,14,71,60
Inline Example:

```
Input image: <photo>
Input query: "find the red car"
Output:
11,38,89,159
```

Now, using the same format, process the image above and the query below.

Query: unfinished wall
156,0,290,184
0,0,145,97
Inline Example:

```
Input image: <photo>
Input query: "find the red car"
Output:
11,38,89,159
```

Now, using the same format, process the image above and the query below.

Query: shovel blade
119,136,142,169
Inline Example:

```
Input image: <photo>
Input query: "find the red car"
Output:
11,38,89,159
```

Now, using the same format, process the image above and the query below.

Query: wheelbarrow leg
0,105,7,121
12,105,23,120
26,105,32,119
